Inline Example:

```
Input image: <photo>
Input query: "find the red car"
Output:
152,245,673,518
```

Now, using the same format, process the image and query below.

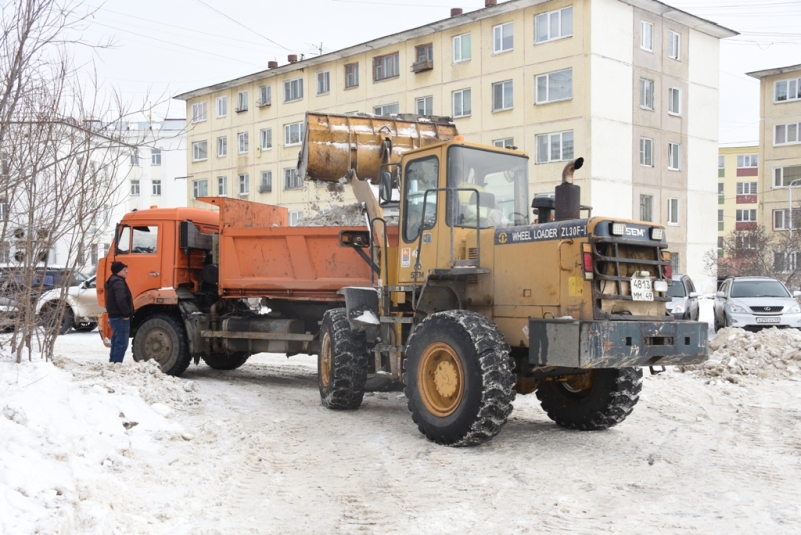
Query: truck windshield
447,145,529,228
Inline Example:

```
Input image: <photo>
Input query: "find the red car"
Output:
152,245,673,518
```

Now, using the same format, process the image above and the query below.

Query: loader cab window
403,156,439,242
116,225,158,255
447,145,530,228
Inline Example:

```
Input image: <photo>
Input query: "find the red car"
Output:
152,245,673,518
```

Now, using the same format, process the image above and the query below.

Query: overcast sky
73,0,801,146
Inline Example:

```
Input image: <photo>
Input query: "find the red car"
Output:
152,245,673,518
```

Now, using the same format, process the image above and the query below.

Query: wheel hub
418,342,465,418
433,361,458,397
145,329,172,365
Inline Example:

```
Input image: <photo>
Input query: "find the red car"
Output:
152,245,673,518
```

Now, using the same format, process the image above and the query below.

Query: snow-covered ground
2,301,801,534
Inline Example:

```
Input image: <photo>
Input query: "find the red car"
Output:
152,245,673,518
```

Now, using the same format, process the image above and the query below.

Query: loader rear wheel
201,352,249,370
132,314,191,376
536,368,643,430
318,308,368,410
404,310,515,447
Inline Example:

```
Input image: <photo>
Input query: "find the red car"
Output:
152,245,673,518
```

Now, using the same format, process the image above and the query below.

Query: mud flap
340,287,380,340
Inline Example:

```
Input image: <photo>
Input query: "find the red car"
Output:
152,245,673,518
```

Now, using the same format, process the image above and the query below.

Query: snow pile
299,202,366,226
687,327,801,381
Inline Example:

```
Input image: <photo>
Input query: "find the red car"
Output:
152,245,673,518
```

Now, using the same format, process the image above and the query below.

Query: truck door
398,151,441,284
112,223,162,302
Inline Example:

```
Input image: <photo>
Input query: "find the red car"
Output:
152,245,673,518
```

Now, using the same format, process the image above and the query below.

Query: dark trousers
108,317,130,363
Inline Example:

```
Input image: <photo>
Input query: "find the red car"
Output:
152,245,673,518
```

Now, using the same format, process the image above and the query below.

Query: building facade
176,0,735,292
717,145,760,255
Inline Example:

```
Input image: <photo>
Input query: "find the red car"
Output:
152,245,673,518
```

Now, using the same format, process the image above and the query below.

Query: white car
36,276,105,334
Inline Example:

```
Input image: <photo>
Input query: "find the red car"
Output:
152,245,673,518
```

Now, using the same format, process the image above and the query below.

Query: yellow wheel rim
320,331,332,388
418,342,465,418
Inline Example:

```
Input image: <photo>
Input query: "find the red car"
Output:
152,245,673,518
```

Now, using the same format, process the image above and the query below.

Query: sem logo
625,227,645,237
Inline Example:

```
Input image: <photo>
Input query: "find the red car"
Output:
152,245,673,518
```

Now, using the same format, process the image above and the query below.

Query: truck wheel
318,308,368,410
132,314,191,376
404,310,516,447
201,352,249,370
536,368,643,430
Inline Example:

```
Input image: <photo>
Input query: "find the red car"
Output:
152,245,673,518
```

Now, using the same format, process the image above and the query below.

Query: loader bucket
298,112,457,184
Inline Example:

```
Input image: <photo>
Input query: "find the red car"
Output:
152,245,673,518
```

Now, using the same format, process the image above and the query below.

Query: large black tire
318,308,368,410
74,322,97,333
201,352,249,370
40,304,73,335
536,368,643,430
404,310,516,447
132,314,191,376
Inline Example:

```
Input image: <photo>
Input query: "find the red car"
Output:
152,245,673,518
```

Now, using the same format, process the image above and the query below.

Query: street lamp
789,178,801,240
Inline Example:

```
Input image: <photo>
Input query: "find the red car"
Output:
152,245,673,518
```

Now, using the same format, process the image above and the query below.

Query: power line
193,0,291,52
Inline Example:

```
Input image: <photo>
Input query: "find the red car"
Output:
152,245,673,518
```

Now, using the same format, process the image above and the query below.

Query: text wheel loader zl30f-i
299,112,708,446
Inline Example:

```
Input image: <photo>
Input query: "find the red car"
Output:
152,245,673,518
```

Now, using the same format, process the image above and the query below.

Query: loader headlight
651,228,664,241
611,222,626,236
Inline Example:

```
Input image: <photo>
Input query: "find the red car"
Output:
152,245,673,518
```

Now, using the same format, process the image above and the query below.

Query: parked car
36,275,104,334
713,276,801,332
666,273,699,321
0,267,89,330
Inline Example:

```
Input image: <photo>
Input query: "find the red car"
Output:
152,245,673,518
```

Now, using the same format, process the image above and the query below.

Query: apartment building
176,0,735,291
717,145,760,255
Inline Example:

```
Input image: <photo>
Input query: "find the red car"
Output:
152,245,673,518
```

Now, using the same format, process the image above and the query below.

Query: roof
175,0,737,101
746,63,801,80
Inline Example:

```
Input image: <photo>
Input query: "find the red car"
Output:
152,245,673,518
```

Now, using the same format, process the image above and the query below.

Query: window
192,141,208,162
238,132,249,154
735,235,756,250
774,122,800,145
774,77,801,103
719,183,725,204
289,211,304,227
317,71,330,95
641,21,653,51
284,77,303,102
536,131,574,164
640,195,653,222
668,142,680,170
152,179,161,196
217,136,227,157
413,44,433,72
259,171,272,193
737,154,758,168
236,91,248,112
216,96,227,117
736,182,758,195
453,33,471,63
217,176,227,196
492,80,513,111
345,63,359,88
736,209,757,222
416,96,433,115
373,102,399,116
640,78,654,110
774,252,801,273
667,198,679,225
130,179,140,196
151,148,161,166
668,31,680,59
668,87,681,115
719,155,725,169
258,85,271,106
284,168,301,190
260,128,272,150
130,150,140,166
193,179,208,198
773,209,801,230
452,89,471,118
285,122,304,146
374,52,399,81
639,137,653,167
404,156,439,242
493,22,513,53
535,6,573,43
773,165,801,188
718,209,724,224
191,102,207,122
129,226,158,254
239,174,249,195
493,138,514,149
536,69,572,104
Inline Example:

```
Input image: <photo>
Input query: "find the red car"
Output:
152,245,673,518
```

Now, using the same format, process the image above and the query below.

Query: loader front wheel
318,308,368,410
132,314,191,376
536,368,643,430
404,311,515,447
201,352,249,370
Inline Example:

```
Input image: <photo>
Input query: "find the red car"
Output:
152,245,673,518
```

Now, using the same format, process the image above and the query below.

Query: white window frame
668,142,680,171
260,128,272,150
737,155,758,168
773,209,801,231
237,132,249,154
193,179,208,199
667,198,679,225
345,63,359,88
217,176,228,196
641,21,654,51
130,179,140,196
284,77,304,102
258,85,271,106
316,71,330,95
718,155,725,170
284,168,301,190
535,6,573,44
639,137,653,167
735,209,757,222
492,80,513,112
239,174,249,196
668,31,680,60
773,166,801,188
640,78,654,110
289,211,303,227
536,68,573,104
416,96,433,115
191,102,207,123
774,78,801,103
259,171,272,193
373,102,399,116
217,136,227,157
736,182,758,195
774,122,800,146
236,91,248,112
668,87,681,115
452,33,471,63
152,179,161,196
192,141,208,162
216,96,227,118
151,148,161,166
493,138,514,149
493,22,514,53
285,122,304,146
535,131,574,164
452,88,472,118
130,150,140,166
640,194,653,222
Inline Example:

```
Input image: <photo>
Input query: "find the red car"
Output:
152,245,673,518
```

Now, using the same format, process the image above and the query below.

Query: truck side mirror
379,170,392,203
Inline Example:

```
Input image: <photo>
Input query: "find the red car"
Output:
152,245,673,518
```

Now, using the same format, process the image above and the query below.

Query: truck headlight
788,305,801,314
729,304,746,314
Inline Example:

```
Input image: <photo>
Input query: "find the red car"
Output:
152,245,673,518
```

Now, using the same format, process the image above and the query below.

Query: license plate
756,317,780,323
630,276,653,301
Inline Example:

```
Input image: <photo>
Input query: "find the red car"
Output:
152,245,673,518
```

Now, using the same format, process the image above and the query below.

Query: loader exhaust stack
555,157,584,221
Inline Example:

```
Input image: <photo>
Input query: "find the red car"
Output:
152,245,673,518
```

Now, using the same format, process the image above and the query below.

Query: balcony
411,59,433,73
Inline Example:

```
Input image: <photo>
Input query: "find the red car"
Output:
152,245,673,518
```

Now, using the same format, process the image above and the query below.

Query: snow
2,304,801,534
